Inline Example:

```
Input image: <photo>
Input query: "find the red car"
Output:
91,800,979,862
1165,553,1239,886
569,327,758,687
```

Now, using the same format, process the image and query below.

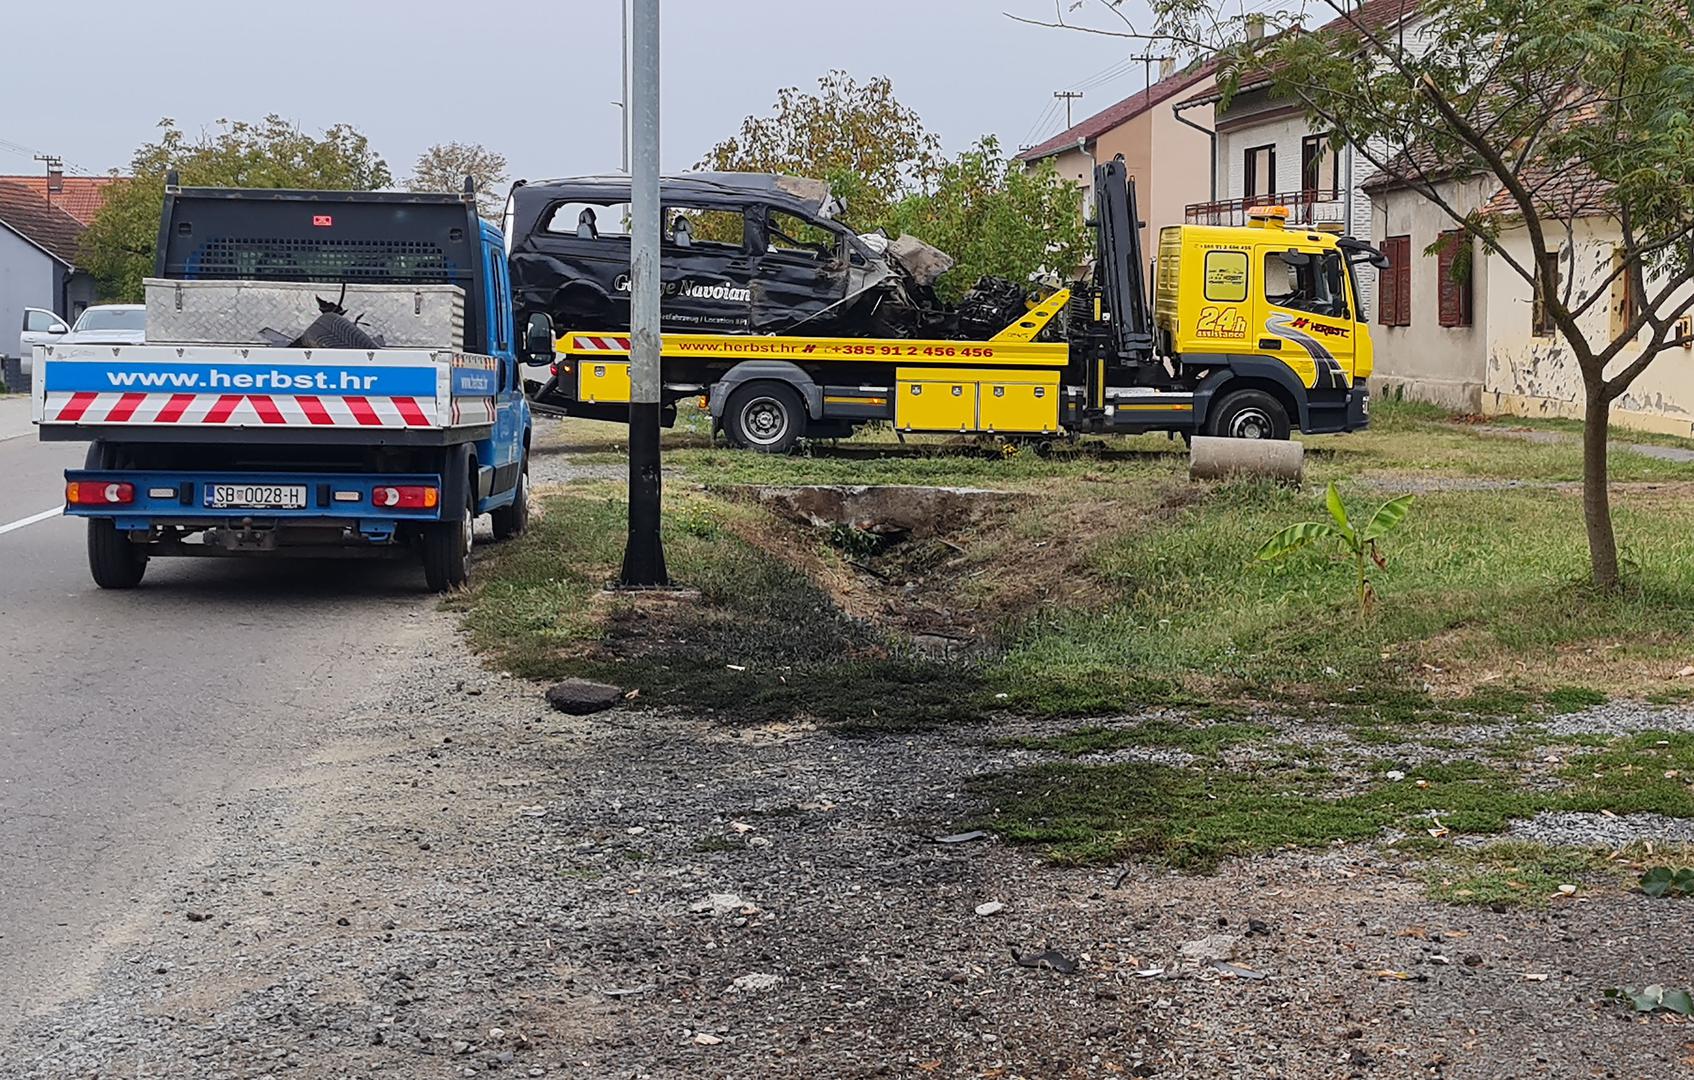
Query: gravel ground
11,606,1694,1080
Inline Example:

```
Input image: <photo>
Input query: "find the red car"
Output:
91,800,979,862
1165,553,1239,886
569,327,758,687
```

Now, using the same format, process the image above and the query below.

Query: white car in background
16,305,147,379
17,307,71,376
60,304,147,345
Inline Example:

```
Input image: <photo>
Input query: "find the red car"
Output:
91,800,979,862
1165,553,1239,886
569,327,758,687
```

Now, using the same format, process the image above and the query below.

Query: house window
1435,229,1472,328
1532,248,1561,337
1301,134,1340,199
1379,235,1411,327
1243,144,1276,201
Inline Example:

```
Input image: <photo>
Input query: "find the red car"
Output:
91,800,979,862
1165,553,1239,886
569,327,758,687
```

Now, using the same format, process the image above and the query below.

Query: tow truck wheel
87,518,146,589
423,487,474,591
491,454,530,541
724,382,806,453
1207,389,1291,441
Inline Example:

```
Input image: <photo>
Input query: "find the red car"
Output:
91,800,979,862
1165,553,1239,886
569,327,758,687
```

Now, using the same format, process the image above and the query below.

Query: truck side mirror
522,312,556,363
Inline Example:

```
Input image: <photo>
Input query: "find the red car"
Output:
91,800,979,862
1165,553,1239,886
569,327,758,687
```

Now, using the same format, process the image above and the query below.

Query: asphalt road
0,394,437,1037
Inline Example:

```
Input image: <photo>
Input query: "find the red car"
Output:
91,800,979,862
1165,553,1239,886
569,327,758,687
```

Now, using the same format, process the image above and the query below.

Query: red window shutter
1437,236,1458,328
1379,238,1400,325
1396,238,1412,326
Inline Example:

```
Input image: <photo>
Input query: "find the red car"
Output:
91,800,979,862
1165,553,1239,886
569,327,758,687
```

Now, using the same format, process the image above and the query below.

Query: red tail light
66,481,135,505
371,485,439,509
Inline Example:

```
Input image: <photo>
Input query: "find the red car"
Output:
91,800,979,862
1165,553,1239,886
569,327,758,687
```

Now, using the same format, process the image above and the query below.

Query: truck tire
293,312,380,350
723,381,806,453
1206,389,1290,441
491,453,529,540
87,518,146,589
423,486,474,591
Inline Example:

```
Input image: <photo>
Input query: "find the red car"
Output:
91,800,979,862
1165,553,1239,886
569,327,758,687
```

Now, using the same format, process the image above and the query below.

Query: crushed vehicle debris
505,172,1029,342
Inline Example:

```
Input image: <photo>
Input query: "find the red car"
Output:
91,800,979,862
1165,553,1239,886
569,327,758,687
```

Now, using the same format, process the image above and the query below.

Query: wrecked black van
504,172,1022,342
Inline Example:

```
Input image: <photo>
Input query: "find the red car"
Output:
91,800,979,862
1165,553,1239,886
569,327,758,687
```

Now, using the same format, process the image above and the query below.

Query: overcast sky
2,0,1164,186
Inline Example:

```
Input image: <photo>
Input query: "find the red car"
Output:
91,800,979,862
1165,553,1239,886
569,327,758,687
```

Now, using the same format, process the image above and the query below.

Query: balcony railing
1185,190,1346,228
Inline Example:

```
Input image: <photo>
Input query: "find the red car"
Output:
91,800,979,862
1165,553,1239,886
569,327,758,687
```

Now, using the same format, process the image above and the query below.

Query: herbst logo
1289,316,1350,339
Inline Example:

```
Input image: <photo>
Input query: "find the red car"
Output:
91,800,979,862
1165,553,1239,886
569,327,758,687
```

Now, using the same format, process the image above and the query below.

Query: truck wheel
491,455,529,540
724,382,806,453
423,488,474,591
87,518,146,589
1207,389,1290,440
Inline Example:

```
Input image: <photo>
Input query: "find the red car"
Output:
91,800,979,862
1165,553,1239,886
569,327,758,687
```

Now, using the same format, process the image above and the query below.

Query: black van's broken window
542,202,631,238
766,210,839,261
668,207,748,251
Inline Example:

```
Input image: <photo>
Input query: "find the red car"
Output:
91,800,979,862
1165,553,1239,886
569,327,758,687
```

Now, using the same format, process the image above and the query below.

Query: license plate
203,484,308,509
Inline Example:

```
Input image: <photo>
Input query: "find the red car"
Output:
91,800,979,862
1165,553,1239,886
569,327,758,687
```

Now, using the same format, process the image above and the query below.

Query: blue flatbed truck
32,181,556,591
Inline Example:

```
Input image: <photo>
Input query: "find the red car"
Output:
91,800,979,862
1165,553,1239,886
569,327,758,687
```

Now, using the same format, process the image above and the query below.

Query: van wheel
723,382,806,453
1207,389,1290,440
491,454,530,540
423,487,474,591
88,519,146,589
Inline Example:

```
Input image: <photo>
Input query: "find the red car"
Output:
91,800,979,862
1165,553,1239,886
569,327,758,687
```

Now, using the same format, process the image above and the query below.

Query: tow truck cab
1155,209,1382,436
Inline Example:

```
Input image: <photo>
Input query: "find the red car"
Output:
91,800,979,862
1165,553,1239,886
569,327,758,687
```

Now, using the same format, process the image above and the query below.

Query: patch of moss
1422,843,1613,908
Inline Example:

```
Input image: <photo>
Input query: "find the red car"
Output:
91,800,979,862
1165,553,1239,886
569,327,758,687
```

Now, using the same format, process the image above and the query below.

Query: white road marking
0,506,65,536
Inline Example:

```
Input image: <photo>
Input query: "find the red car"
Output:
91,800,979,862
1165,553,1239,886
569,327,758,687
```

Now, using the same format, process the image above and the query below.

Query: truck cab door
1255,247,1355,390
484,243,524,483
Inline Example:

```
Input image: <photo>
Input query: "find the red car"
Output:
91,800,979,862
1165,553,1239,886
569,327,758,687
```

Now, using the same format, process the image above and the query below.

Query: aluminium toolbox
143,278,466,349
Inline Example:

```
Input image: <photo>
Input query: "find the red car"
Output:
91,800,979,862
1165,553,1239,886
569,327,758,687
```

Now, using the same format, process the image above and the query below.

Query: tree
696,71,941,229
408,141,508,220
82,116,391,301
1020,0,1694,591
887,137,1091,302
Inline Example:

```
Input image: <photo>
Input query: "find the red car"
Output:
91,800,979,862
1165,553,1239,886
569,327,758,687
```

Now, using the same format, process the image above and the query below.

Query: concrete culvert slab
1188,435,1305,483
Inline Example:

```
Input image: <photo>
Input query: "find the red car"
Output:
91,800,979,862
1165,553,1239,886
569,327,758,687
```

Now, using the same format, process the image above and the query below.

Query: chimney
1160,56,1176,79
1246,14,1266,41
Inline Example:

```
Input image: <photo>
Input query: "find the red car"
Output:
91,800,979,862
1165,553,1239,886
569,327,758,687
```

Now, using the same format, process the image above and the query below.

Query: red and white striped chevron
42,392,437,428
571,335,632,352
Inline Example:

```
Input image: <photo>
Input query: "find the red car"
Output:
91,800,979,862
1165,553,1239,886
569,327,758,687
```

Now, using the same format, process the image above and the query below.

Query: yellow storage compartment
579,360,632,404
896,379,977,432
979,378,1059,433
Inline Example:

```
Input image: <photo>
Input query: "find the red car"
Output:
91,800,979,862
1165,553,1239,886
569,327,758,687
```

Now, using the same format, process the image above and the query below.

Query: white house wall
1368,177,1495,410
1484,218,1694,437
0,225,56,361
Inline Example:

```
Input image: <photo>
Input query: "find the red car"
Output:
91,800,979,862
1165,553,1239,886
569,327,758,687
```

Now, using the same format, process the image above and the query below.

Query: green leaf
1256,521,1341,561
1362,493,1416,542
1641,866,1674,897
1634,986,1667,1011
1661,988,1694,1016
1672,868,1694,894
1323,482,1356,539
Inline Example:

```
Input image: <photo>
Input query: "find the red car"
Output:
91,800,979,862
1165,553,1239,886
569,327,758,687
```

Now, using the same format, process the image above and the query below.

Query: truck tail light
371,485,438,509
66,481,135,506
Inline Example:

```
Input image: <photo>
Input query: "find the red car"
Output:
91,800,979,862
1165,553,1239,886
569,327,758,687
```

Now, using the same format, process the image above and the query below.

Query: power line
0,136,95,176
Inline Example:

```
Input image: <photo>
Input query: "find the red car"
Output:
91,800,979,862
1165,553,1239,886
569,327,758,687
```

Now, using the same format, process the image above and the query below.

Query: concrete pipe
1188,435,1305,483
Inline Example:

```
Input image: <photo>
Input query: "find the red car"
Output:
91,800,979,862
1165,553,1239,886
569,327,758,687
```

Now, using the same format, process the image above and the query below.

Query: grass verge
969,732,1694,871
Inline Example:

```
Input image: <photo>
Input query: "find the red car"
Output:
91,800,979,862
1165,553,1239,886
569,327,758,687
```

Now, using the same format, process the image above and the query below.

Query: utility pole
620,0,667,586
1053,90,1083,129
617,0,630,173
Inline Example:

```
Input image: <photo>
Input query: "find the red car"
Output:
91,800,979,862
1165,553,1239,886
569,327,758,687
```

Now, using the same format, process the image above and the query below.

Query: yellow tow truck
536,161,1385,451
